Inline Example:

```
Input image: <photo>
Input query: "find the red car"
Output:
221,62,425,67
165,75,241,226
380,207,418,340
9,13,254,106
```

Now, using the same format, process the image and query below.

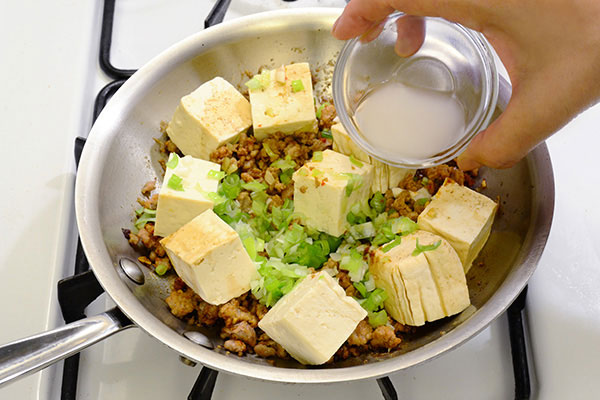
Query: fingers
394,15,425,57
332,0,486,40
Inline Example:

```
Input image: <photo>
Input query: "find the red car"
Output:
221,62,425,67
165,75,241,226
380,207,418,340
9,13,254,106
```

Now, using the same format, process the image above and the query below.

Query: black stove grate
59,1,531,399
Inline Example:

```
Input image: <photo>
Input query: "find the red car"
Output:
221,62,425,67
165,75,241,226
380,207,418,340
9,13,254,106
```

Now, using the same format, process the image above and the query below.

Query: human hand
332,0,600,170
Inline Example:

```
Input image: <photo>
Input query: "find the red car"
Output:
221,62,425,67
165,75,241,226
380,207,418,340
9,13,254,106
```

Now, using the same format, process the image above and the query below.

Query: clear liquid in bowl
352,81,466,161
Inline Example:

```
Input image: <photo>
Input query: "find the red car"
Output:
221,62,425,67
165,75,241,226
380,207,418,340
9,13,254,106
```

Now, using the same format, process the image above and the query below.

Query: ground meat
165,290,196,318
371,326,402,350
387,191,419,221
173,277,186,291
424,164,466,190
141,180,156,196
249,301,268,321
221,321,257,347
336,270,359,297
254,343,277,358
196,300,220,326
255,335,288,358
223,339,246,355
347,320,373,347
137,193,158,210
153,129,181,155
236,191,252,212
218,299,259,328
318,103,337,130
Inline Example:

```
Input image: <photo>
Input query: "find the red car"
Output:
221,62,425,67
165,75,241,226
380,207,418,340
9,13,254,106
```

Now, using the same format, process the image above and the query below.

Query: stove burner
62,1,531,399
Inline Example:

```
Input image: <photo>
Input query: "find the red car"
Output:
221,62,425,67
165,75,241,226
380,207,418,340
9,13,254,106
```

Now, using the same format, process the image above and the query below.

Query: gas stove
2,1,600,399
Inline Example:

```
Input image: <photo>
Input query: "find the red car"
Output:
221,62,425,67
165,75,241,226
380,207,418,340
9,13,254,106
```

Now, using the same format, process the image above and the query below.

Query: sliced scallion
312,151,323,162
321,129,333,139
207,169,226,180
291,79,304,92
382,236,402,253
412,238,442,256
154,263,168,276
166,153,179,169
167,174,184,191
349,154,364,168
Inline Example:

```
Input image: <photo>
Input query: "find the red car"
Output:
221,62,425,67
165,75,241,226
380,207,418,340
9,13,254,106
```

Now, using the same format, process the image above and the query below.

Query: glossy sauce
353,82,466,160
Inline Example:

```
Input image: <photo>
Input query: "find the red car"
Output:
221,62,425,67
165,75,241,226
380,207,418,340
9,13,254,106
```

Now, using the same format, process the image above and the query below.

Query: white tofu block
417,179,498,272
160,209,258,306
331,123,414,193
370,230,470,326
258,271,367,365
154,154,220,237
166,77,252,160
292,150,374,237
249,63,318,140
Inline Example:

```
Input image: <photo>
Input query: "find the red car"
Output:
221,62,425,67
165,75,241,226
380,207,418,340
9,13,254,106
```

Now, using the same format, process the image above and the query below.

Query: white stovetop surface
1,1,599,399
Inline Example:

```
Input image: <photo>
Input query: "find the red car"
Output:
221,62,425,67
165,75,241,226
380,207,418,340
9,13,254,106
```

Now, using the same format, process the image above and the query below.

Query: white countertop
1,1,599,399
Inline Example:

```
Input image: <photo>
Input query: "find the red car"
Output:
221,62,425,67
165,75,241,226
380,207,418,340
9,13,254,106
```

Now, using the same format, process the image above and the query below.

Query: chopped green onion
412,238,442,256
340,173,363,197
368,310,388,327
382,236,402,252
134,216,156,229
154,263,168,276
391,217,418,236
349,154,364,168
263,143,278,159
245,70,271,91
297,168,309,177
353,281,368,298
280,168,294,184
340,249,368,282
361,288,388,312
245,77,262,91
135,207,145,216
207,192,227,205
291,79,304,92
349,221,376,240
166,153,179,169
242,236,258,260
321,129,333,139
416,197,430,206
241,181,268,192
207,169,226,180
422,177,430,185
167,174,184,191
311,169,323,178
369,192,386,214
312,151,323,162
220,173,242,199
271,156,296,171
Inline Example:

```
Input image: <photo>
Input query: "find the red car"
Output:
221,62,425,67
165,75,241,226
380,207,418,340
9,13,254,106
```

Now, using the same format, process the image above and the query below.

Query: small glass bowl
332,13,499,169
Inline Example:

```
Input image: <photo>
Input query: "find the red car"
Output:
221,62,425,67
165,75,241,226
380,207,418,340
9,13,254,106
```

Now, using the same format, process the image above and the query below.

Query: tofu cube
417,179,498,272
166,77,252,160
249,63,318,140
331,123,414,193
154,154,220,237
370,230,470,326
292,150,374,237
258,271,367,365
160,209,258,306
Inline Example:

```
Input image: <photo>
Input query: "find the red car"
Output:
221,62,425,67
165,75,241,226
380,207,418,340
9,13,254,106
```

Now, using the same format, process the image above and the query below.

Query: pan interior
91,18,536,371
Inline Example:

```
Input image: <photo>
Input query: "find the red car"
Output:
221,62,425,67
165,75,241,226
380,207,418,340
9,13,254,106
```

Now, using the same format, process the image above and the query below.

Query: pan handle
0,307,133,387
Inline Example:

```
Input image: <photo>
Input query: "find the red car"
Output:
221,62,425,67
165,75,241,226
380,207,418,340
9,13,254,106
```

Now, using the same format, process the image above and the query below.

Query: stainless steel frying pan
0,8,554,386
